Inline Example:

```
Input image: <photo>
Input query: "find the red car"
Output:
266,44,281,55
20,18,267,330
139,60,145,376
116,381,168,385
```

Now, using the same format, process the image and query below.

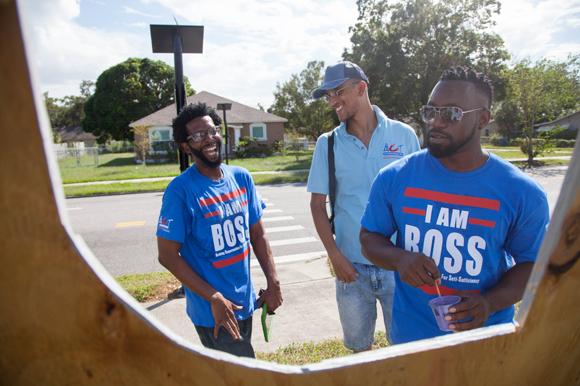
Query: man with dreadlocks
156,102,282,357
359,66,550,344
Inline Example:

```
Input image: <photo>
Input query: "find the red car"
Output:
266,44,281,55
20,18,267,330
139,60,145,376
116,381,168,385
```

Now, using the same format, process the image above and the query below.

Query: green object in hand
259,288,275,342
261,302,275,342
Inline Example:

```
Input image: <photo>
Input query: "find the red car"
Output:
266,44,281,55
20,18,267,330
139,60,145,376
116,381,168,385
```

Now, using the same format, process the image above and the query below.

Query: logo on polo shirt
383,143,404,159
157,215,173,232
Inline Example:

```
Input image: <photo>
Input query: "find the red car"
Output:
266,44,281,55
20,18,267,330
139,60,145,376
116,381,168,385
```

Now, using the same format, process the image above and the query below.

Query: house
483,119,501,137
130,91,287,159
53,126,98,147
535,110,580,135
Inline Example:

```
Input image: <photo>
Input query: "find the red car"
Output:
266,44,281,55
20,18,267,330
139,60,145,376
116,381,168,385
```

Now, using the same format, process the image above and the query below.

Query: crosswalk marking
250,251,327,267
261,216,294,222
265,225,304,233
263,209,283,213
265,203,274,206
269,236,318,246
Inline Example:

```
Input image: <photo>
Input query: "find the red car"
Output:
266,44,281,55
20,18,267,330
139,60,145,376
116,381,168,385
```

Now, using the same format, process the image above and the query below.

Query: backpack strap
328,132,336,234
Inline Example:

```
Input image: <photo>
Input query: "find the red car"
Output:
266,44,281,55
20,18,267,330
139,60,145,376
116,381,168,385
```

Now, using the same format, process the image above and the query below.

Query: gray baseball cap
312,61,369,100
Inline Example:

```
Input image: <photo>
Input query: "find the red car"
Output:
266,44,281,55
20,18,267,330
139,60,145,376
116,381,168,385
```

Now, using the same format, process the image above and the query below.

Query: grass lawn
59,147,572,197
59,153,180,184
487,149,574,159
59,151,313,184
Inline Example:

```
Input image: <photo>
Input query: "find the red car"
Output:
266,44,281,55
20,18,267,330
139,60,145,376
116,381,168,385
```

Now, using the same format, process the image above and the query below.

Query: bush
271,140,286,155
151,141,178,163
234,136,272,159
489,134,502,146
556,139,570,148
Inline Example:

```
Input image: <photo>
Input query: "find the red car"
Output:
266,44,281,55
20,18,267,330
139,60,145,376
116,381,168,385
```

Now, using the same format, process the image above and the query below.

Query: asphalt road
65,182,326,277
65,166,568,277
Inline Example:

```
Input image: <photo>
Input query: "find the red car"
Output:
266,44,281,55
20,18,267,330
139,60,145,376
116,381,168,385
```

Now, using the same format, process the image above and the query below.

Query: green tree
132,124,152,169
268,61,336,139
498,55,580,164
343,0,510,134
43,80,95,128
43,92,62,127
82,58,195,143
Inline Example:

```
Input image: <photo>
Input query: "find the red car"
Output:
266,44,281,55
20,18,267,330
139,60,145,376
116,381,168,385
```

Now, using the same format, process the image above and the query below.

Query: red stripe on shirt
200,187,247,207
212,247,250,269
403,207,426,216
468,218,496,228
204,210,221,219
241,200,248,207
404,187,500,211
419,284,480,295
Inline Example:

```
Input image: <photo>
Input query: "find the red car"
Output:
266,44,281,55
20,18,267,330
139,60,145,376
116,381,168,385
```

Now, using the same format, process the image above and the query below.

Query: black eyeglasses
322,81,361,103
420,105,486,124
187,126,220,143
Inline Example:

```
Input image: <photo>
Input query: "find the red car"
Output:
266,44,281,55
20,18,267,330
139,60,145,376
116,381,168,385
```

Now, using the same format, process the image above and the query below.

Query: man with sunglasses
307,61,420,351
360,66,549,344
156,102,282,357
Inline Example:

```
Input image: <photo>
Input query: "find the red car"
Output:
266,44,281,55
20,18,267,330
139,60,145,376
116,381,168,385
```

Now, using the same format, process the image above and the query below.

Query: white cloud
123,6,160,18
152,0,358,107
493,0,580,60
125,22,148,28
23,0,150,98
25,0,578,110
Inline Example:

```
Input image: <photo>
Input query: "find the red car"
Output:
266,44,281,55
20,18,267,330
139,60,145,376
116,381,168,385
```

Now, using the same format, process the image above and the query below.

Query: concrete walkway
142,255,387,353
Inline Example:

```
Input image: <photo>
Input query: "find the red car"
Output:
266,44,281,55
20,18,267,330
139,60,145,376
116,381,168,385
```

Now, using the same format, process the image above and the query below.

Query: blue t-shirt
307,106,420,264
156,164,265,327
361,150,550,344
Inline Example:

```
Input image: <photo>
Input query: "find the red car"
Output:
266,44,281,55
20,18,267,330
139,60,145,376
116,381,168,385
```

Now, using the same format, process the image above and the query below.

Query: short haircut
172,102,222,144
439,66,494,108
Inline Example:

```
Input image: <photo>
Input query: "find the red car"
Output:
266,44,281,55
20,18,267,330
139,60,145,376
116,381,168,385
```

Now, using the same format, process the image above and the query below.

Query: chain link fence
55,147,100,168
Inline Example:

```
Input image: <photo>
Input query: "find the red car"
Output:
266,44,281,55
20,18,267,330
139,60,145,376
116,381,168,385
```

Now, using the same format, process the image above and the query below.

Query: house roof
535,109,580,128
53,126,97,141
130,91,287,127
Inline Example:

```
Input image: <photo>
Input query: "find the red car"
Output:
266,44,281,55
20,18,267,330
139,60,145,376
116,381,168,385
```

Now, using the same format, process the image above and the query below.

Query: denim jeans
336,262,395,351
195,316,255,358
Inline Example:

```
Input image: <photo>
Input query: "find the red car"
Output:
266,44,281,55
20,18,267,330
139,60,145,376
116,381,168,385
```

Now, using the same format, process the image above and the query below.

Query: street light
150,24,204,173
216,103,232,165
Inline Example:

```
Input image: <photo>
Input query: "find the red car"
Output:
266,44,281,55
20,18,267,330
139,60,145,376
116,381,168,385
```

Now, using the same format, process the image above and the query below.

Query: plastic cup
428,295,462,331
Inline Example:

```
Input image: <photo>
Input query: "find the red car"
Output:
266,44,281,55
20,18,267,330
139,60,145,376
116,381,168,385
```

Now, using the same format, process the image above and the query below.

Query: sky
21,0,580,110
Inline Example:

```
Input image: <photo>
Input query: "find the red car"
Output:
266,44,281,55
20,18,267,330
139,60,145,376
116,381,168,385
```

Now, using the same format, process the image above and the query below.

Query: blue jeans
336,262,394,351
195,316,255,358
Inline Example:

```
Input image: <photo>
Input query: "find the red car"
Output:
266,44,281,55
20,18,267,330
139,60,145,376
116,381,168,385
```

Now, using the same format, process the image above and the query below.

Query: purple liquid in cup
428,295,462,331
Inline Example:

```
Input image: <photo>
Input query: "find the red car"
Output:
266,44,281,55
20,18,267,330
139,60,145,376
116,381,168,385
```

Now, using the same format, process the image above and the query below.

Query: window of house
150,128,172,153
485,129,489,136
250,123,267,141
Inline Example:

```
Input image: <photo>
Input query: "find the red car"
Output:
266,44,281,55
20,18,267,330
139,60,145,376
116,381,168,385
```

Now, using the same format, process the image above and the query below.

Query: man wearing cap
359,66,549,344
307,61,420,351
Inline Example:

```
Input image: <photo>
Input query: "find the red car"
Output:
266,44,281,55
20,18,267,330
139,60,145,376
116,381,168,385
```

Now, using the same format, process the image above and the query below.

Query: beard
189,141,222,168
427,122,478,159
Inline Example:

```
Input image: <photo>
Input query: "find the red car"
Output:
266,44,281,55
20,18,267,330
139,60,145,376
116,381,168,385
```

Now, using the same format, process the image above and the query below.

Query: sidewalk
62,155,573,187
141,255,386,353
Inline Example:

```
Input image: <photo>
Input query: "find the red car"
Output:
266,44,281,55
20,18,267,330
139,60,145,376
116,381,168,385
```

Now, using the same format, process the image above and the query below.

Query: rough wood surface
1,0,580,384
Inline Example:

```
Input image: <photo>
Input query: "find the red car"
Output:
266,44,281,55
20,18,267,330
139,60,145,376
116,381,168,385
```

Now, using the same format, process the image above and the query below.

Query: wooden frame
1,1,580,384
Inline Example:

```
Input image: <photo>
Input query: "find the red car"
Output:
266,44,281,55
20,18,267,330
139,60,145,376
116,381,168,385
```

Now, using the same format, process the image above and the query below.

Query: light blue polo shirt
307,106,420,264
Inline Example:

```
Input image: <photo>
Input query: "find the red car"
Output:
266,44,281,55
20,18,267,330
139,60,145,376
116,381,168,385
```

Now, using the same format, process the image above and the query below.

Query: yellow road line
115,221,146,228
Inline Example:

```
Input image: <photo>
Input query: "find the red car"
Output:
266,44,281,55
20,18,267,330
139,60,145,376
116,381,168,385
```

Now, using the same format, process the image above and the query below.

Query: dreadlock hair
439,66,494,109
172,102,222,145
